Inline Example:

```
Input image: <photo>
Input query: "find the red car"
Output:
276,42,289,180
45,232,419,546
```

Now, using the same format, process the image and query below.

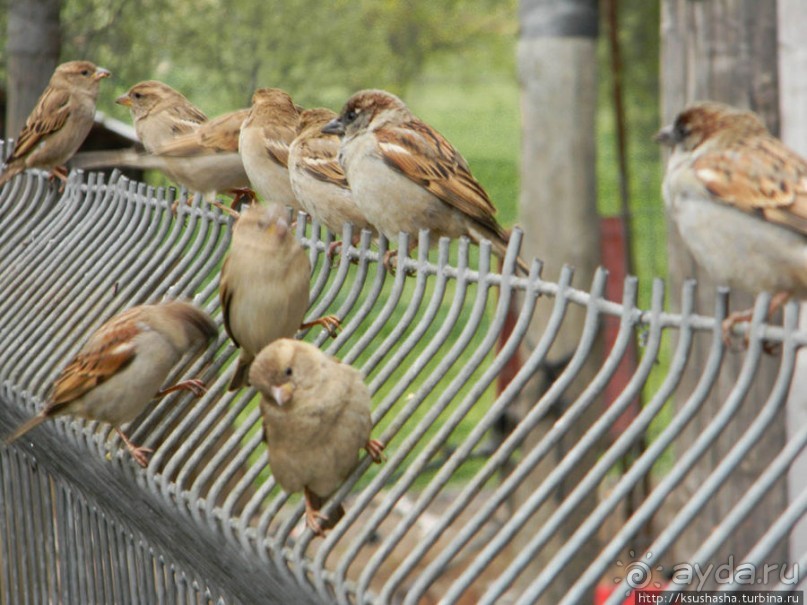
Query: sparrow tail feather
0,164,24,189
5,413,48,445
228,359,250,391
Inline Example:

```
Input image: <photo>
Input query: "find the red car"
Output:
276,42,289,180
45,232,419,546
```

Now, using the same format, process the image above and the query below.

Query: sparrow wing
158,109,247,156
8,86,72,162
262,121,298,168
693,135,807,234
376,120,504,235
50,309,141,405
219,258,239,347
298,135,349,189
165,104,208,136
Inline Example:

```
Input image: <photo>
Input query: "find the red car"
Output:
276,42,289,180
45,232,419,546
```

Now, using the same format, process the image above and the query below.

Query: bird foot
721,309,753,348
383,249,415,276
300,314,341,337
722,291,790,353
156,378,207,399
365,439,386,463
115,428,153,468
210,199,240,219
48,166,69,193
305,508,328,537
327,240,343,260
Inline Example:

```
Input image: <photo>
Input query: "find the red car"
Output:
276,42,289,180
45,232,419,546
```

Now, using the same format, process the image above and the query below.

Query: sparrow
249,338,384,535
5,301,217,467
288,107,376,242
115,80,208,153
322,89,528,273
656,101,807,338
0,60,111,188
154,107,252,197
238,88,303,211
219,202,339,391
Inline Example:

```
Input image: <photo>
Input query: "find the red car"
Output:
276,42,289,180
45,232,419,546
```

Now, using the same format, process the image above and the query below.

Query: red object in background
496,217,640,441
600,216,641,441
595,583,665,605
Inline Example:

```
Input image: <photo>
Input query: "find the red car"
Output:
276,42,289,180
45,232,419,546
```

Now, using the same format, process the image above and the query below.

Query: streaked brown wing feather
50,310,141,404
166,104,208,133
158,109,247,156
263,122,298,168
694,135,807,235
299,136,348,189
376,120,501,233
10,87,71,161
200,109,248,153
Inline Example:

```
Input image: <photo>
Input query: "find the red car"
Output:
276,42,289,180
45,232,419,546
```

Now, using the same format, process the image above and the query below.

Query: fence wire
1,160,807,604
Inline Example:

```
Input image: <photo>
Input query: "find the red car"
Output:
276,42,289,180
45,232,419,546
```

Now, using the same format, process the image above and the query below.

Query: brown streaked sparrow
250,338,384,536
238,88,303,211
657,101,807,339
5,301,217,467
0,60,111,188
289,107,375,243
219,202,339,391
322,89,527,273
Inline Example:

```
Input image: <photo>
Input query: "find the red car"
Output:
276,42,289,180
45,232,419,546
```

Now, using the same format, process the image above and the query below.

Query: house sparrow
220,203,339,390
322,89,527,273
153,107,252,197
113,81,249,198
5,301,217,467
238,88,303,211
656,101,807,337
115,80,208,152
0,60,110,188
288,107,375,242
249,338,384,535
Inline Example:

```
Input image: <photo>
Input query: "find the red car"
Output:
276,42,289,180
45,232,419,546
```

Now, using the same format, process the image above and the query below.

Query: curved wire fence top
0,162,806,605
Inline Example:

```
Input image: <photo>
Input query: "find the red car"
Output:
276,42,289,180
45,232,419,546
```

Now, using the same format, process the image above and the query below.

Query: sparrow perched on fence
5,301,217,467
250,338,384,535
322,89,527,273
115,80,208,152
238,88,303,211
656,101,807,339
84,81,250,199
289,108,375,242
0,60,110,188
219,202,339,390
154,107,252,197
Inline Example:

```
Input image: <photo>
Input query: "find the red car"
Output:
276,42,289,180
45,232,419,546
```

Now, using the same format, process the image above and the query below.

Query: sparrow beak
654,125,675,146
321,117,345,136
94,68,112,81
115,94,132,107
270,383,294,407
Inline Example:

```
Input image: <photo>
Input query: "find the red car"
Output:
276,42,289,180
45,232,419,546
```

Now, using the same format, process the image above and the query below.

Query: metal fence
1,164,807,604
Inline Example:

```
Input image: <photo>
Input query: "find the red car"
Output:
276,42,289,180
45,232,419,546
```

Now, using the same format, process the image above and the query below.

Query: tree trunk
6,0,61,139
660,0,787,586
514,1,601,603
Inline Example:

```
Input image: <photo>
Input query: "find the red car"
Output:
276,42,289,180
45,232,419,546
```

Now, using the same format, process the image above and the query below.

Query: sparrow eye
133,92,142,99
81,69,90,76
345,109,358,123
674,121,689,141
285,367,293,377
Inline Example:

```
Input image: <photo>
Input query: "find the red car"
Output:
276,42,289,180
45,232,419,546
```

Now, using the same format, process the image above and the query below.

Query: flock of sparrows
2,60,807,534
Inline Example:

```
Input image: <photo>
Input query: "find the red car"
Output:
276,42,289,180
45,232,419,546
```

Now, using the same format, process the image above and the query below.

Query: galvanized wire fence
1,162,807,604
